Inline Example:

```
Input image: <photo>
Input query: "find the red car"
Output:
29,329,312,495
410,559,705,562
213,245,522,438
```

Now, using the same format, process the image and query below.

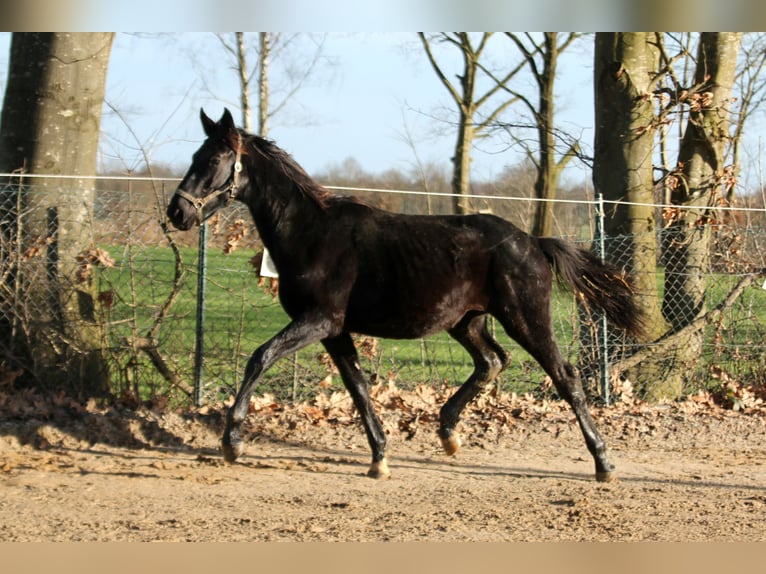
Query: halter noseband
175,132,243,224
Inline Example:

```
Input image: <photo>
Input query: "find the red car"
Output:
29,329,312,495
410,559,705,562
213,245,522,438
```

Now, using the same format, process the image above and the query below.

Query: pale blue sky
3,31,766,192
0,32,596,184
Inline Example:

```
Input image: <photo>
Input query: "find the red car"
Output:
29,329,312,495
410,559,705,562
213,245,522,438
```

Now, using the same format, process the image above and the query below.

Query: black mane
243,132,337,209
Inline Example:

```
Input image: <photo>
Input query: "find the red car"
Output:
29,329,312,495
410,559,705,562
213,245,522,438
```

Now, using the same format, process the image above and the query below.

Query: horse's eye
209,156,221,167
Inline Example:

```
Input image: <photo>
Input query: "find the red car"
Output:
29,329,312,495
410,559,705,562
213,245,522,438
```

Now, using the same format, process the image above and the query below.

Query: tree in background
592,33,669,387
594,33,743,401
208,32,331,137
729,33,766,200
0,32,114,395
418,33,521,215
503,33,581,237
659,33,742,399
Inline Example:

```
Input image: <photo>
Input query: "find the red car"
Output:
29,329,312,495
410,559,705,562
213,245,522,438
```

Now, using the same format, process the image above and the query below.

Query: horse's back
339,208,544,338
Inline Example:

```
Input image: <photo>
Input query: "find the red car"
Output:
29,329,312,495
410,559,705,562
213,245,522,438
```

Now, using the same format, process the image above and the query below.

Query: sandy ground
1,385,764,542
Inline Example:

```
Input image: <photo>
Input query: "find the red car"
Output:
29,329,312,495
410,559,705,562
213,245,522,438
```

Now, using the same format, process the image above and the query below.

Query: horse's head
166,108,246,230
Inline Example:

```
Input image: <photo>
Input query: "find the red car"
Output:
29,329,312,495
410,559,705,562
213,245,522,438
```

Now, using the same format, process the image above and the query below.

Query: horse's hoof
221,438,244,463
440,433,461,456
367,458,390,479
596,470,617,483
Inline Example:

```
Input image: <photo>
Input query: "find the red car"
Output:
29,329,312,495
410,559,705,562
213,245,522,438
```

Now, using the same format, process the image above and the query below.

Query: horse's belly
345,284,484,339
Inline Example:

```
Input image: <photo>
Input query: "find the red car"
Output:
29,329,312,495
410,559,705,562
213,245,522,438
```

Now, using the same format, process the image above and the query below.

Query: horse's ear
200,108,217,137
220,108,236,131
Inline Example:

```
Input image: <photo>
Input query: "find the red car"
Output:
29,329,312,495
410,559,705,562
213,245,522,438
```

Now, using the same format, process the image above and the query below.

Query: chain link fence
2,176,765,406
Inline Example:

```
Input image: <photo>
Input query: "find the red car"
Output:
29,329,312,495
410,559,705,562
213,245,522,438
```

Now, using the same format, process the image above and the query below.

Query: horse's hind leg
439,314,509,456
496,307,616,482
322,334,389,478
549,360,616,482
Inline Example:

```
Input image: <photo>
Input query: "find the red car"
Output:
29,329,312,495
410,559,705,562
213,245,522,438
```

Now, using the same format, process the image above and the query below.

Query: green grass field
98,243,766,404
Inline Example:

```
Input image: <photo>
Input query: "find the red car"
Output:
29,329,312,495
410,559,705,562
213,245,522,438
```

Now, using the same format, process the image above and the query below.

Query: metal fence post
193,220,208,407
594,193,611,405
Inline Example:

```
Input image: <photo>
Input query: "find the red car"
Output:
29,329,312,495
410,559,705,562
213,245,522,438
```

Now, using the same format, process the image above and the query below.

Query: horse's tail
537,237,646,340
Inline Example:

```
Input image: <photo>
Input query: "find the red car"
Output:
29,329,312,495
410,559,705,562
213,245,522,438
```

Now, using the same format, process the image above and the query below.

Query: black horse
167,108,644,482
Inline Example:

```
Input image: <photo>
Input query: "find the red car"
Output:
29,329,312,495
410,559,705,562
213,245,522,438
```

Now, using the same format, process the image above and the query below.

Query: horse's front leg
322,334,389,478
222,318,333,463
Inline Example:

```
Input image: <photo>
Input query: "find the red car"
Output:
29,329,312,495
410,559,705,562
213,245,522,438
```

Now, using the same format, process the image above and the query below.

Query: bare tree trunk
0,32,114,396
258,32,271,137
419,33,519,215
452,108,475,215
592,33,670,398
531,33,558,237
228,32,270,135
660,33,741,399
502,33,580,237
449,34,478,216
214,32,326,140
235,32,252,132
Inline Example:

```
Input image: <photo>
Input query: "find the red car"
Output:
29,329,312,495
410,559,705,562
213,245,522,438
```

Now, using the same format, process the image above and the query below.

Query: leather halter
174,132,243,224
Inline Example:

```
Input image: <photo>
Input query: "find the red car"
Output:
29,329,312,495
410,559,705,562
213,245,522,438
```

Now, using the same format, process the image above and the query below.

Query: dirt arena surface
1,385,764,542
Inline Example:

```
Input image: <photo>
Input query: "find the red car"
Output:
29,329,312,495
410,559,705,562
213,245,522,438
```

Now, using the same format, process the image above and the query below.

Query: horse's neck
246,178,323,263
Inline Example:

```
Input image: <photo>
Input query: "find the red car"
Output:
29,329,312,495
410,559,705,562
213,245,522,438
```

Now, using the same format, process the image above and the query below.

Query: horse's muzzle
166,193,197,230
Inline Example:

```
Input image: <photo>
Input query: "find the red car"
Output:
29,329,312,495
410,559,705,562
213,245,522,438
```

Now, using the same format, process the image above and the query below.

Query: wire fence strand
2,175,765,406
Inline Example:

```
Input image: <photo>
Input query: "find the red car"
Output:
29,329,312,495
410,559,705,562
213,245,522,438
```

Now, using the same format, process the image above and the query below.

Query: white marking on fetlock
367,457,390,479
440,433,462,456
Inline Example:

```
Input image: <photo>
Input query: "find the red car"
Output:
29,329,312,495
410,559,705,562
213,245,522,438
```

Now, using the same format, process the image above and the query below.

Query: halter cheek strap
175,132,244,224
